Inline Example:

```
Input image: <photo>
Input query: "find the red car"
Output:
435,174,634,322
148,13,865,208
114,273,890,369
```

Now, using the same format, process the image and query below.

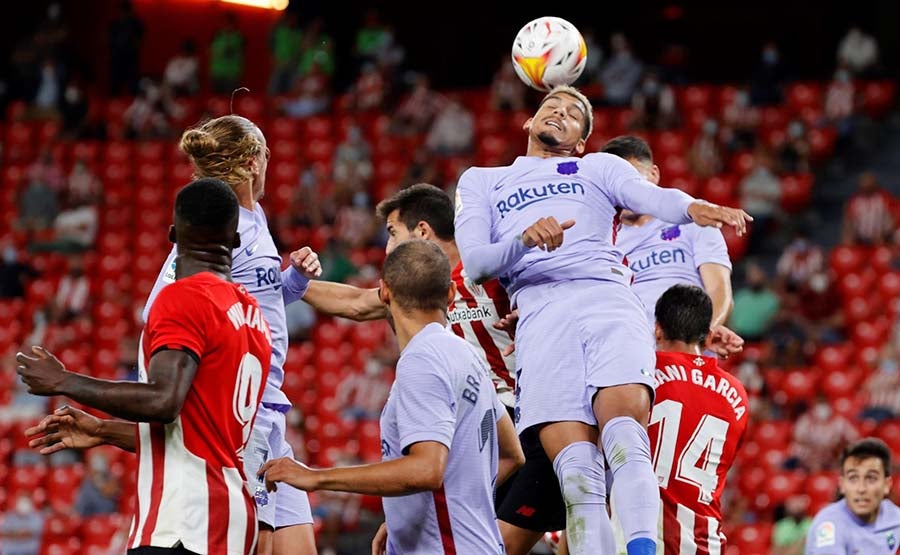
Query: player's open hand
15,346,69,396
706,325,745,358
25,405,105,455
259,457,319,492
371,522,388,555
492,309,519,337
522,217,575,252
687,202,752,236
289,247,323,279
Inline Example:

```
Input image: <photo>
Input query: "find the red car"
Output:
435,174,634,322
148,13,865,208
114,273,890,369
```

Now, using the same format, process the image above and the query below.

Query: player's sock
602,416,660,554
552,441,615,555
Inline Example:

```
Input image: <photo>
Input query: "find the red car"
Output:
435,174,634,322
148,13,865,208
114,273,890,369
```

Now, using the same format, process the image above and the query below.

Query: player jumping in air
454,84,751,555
19,178,272,555
262,240,516,554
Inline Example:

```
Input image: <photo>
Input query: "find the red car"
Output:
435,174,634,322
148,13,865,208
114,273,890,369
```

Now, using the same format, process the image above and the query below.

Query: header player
603,135,743,357
261,240,517,554
300,183,566,554
143,115,321,555
454,84,751,555
19,178,273,555
806,438,900,554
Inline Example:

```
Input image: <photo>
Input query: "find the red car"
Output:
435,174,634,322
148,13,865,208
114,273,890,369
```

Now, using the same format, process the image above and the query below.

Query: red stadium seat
205,96,230,118
775,368,818,405
861,81,897,118
43,513,82,542
852,318,890,349
304,138,336,165
820,367,862,400
234,95,265,120
732,523,772,554
666,175,700,196
843,294,876,325
729,150,756,176
838,270,877,299
313,321,348,350
659,153,689,179
40,537,82,555
875,420,900,451
475,110,507,135
764,470,805,506
879,272,900,302
737,464,768,497
303,115,333,140
761,127,786,149
268,116,301,141
71,141,101,163
808,127,837,161
759,106,789,131
871,246,894,275
806,471,840,509
830,245,867,277
753,420,793,451
786,82,823,113
780,173,814,212
684,108,709,134
677,85,714,112
702,175,738,207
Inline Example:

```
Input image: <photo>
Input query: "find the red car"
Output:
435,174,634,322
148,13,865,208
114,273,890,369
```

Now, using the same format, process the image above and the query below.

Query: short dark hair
601,135,654,163
375,183,454,240
655,285,713,345
841,438,892,476
383,240,451,311
174,177,239,230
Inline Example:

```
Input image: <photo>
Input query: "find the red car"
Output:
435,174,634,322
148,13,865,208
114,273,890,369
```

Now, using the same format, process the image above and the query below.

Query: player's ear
650,164,661,185
523,117,533,132
233,231,241,249
168,225,176,244
574,138,586,155
447,281,457,305
378,279,391,306
884,474,893,496
653,322,664,343
416,221,432,239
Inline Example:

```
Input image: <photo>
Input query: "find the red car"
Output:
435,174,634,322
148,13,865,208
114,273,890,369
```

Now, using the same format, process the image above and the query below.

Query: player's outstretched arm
16,346,198,424
281,246,323,306
260,441,449,496
302,280,388,321
496,409,525,487
687,202,752,236
25,405,137,453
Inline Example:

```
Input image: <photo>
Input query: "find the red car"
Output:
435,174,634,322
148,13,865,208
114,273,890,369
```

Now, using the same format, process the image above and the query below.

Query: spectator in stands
796,271,843,343
768,308,810,366
123,78,179,139
0,494,44,555
285,300,316,341
842,171,894,245
337,359,391,421
333,125,373,191
837,26,879,77
630,68,678,130
74,453,120,517
51,198,98,252
334,196,375,250
788,397,859,471
741,149,782,251
426,98,474,156
0,244,35,299
688,119,724,177
30,57,63,118
722,87,760,151
598,32,643,106
400,147,440,189
107,0,144,96
27,149,65,192
18,172,59,234
280,62,330,118
209,12,244,94
298,18,335,78
490,59,526,111
390,74,441,136
860,351,900,422
729,262,780,342
313,452,364,555
750,41,786,106
354,10,392,66
59,80,90,139
33,3,68,60
771,494,811,555
269,11,303,95
777,120,811,174
163,40,199,97
657,42,689,85
49,255,88,323
345,63,387,113
825,68,858,147
580,28,602,83
776,231,825,291
66,159,101,207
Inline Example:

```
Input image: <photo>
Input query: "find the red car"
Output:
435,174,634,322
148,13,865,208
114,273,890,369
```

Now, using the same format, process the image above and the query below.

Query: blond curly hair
179,115,264,189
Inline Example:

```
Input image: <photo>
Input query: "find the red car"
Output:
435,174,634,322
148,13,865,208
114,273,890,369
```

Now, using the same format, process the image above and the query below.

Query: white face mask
15,497,33,514
814,404,832,420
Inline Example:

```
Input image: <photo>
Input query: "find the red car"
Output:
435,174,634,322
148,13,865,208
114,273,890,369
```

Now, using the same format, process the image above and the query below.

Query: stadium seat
844,294,876,325
808,127,837,161
666,175,700,196
732,523,772,554
729,150,756,176
659,153,689,179
764,470,805,506
40,537,82,555
812,344,853,378
676,84,714,112
775,368,818,405
806,471,840,511
838,270,877,299
851,318,890,349
779,173,814,212
862,81,897,118
871,246,894,275
475,110,506,135
702,174,739,207
43,512,82,542
820,367,862,401
303,115,333,140
829,245,867,277
879,272,900,302
759,106,789,131
234,95,265,120
737,463,768,497
753,420,793,451
786,82,824,113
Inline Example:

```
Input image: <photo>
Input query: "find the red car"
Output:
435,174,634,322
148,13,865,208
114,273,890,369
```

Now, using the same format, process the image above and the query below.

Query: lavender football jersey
380,323,505,555
616,218,732,323
142,203,308,406
806,500,900,554
454,153,696,302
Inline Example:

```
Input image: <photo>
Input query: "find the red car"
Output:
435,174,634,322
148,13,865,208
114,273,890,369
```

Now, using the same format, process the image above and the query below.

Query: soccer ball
511,16,587,92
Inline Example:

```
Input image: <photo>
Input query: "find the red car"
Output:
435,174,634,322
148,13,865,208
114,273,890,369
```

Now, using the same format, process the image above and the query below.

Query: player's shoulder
811,501,848,526
808,503,845,551
156,273,242,310
882,499,900,522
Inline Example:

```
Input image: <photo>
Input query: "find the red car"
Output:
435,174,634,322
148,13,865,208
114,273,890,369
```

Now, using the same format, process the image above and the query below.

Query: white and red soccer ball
511,16,587,91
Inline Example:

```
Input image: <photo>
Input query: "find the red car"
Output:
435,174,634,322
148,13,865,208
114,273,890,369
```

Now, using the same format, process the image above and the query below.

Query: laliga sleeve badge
163,260,177,283
815,521,836,547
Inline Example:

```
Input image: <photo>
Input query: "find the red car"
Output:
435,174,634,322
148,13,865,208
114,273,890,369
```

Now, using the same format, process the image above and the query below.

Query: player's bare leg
499,521,545,555
594,383,657,555
257,524,274,555
538,421,614,554
274,524,317,555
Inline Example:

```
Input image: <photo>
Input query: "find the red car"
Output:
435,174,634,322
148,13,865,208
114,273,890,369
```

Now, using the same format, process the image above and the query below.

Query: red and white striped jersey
650,352,749,555
448,262,515,408
129,273,272,555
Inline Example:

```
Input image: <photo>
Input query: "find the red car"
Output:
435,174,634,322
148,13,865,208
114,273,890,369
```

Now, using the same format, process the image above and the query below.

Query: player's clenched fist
16,346,68,396
521,217,576,251
289,246,323,278
259,457,319,492
687,202,753,236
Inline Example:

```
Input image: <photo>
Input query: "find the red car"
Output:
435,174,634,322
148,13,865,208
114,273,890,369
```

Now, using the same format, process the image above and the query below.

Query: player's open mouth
545,119,562,130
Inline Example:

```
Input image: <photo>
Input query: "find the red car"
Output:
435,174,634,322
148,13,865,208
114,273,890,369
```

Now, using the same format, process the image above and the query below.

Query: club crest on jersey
660,225,681,241
694,357,706,367
888,531,896,550
815,521,836,547
254,487,269,506
557,161,578,175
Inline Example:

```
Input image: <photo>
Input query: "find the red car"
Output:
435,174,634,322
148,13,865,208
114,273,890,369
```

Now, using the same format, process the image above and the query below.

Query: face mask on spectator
835,70,850,83
788,122,804,138
703,120,718,135
3,246,17,263
90,456,109,474
814,403,832,420
734,91,749,108
880,359,899,375
762,48,779,65
15,497,33,515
